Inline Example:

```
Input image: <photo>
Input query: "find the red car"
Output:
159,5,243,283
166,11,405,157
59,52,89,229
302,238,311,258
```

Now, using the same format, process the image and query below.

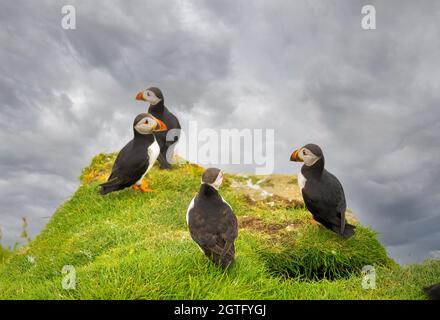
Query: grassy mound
0,153,438,299
260,226,391,280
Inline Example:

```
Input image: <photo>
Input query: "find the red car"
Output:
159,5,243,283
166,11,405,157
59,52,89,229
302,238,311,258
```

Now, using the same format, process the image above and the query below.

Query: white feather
185,197,204,253
186,197,195,225
143,90,162,105
298,172,307,190
135,138,160,185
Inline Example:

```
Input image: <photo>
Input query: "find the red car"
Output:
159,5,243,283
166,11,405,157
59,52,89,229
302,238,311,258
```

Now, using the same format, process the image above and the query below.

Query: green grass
0,153,438,299
0,245,12,266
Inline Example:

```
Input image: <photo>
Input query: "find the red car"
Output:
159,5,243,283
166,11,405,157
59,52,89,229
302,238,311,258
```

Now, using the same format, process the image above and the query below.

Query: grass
0,245,12,266
0,153,438,299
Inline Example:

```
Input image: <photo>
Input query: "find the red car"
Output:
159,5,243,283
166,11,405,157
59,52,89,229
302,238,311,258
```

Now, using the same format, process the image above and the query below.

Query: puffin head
290,144,323,167
135,87,163,106
201,168,223,190
133,113,167,135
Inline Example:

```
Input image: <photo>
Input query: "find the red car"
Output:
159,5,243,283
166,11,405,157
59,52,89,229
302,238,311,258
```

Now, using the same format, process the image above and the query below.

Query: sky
0,0,439,264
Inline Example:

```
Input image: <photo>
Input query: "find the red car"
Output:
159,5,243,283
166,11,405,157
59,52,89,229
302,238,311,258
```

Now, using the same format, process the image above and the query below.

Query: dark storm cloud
0,0,439,264
0,0,234,245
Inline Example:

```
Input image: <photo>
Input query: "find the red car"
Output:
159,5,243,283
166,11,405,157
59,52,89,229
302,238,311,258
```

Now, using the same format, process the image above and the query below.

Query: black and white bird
99,113,167,195
290,144,355,238
424,282,440,300
186,168,238,267
136,87,181,170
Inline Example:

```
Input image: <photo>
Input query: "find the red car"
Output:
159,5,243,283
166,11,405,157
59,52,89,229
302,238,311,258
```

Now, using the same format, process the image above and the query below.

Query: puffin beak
153,118,168,132
136,91,146,101
290,148,303,162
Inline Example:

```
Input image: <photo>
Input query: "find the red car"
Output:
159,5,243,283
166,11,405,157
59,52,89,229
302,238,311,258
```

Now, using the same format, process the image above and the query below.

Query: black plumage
99,113,165,195
424,282,440,300
136,87,180,169
290,144,355,238
186,168,238,267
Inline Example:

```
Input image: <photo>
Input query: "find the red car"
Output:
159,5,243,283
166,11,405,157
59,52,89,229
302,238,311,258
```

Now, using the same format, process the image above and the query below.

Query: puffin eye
146,91,150,96
303,150,307,155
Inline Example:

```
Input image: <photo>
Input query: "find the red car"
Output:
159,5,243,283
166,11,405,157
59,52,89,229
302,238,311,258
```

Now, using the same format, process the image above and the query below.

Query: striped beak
152,117,167,132
136,91,146,101
290,148,303,162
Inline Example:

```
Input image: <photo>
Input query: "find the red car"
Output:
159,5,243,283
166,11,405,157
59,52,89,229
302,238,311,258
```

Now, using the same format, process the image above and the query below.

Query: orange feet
133,180,153,192
310,218,317,225
135,180,153,193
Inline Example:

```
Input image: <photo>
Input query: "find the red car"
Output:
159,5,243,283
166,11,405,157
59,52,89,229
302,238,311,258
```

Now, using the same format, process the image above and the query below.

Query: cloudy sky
1,0,439,264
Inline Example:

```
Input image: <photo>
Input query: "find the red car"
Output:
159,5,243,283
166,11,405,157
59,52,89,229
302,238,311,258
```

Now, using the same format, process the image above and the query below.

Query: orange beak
290,148,303,162
153,118,168,132
136,91,146,101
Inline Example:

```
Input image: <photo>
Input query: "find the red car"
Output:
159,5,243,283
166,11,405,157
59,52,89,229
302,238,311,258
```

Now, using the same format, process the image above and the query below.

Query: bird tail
209,243,235,268
339,223,356,239
99,177,121,195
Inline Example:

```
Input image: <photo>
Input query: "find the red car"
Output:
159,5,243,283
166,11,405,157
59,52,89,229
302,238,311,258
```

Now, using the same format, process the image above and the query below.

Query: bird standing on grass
186,168,238,267
135,87,181,169
290,144,355,238
99,113,167,195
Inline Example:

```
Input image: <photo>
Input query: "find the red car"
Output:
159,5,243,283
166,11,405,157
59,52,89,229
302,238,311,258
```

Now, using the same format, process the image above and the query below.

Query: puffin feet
133,180,154,193
310,218,318,225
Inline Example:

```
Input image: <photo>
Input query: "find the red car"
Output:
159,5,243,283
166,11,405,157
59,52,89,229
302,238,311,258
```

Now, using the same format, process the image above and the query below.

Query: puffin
186,168,238,267
290,144,355,238
135,87,181,169
99,113,167,195
424,282,440,300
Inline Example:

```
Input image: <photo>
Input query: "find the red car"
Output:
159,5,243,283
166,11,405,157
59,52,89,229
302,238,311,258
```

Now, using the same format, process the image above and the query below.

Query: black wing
302,169,349,235
188,196,238,267
100,140,150,194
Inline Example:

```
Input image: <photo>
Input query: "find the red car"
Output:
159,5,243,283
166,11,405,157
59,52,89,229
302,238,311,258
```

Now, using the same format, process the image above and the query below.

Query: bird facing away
290,144,355,238
135,87,181,170
186,168,238,267
424,282,440,300
99,113,167,195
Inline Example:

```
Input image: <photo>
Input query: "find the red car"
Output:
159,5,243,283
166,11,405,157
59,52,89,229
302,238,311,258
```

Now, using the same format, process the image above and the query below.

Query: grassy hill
0,153,438,299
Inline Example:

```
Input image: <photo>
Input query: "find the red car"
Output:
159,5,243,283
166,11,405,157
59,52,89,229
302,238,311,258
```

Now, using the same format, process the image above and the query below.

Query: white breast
186,197,195,225
298,172,307,190
136,139,161,185
146,139,160,173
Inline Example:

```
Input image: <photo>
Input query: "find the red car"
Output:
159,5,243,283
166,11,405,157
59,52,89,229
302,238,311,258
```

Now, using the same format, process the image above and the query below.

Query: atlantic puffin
424,282,440,300
290,144,355,238
135,87,181,169
186,168,238,267
99,113,167,195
